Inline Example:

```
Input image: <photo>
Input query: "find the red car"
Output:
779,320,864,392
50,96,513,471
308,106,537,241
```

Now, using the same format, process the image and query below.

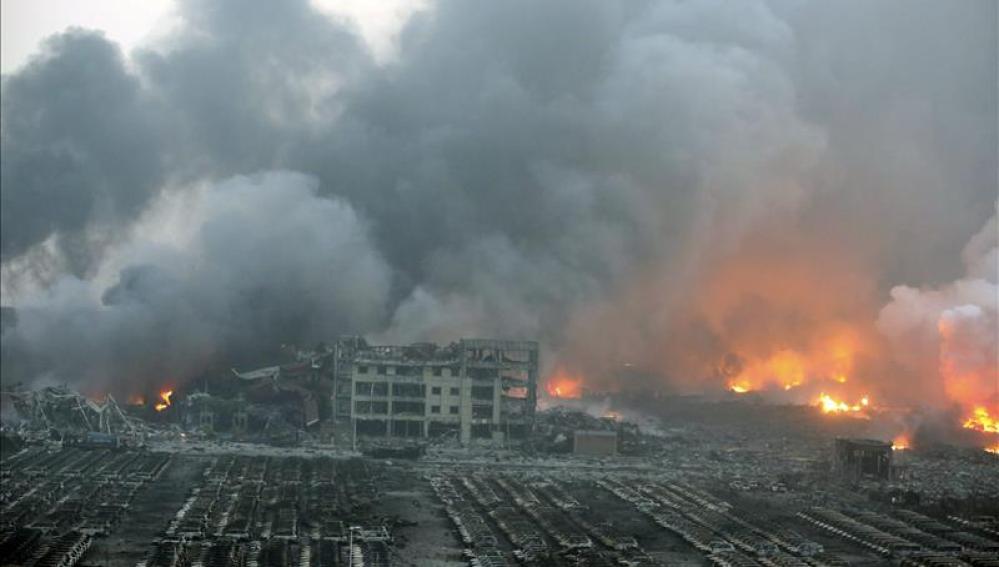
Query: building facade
332,337,538,445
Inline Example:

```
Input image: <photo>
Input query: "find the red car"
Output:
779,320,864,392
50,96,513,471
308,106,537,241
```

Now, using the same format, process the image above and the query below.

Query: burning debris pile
816,393,871,416
153,389,173,412
962,407,998,434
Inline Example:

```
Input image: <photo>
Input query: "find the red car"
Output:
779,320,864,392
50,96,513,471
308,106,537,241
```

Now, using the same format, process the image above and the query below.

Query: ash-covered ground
2,393,998,567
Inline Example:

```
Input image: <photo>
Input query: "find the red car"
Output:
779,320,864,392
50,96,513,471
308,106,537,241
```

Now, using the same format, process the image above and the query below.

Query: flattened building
332,337,538,445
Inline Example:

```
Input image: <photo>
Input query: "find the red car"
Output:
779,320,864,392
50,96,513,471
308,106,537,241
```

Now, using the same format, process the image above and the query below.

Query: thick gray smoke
1,0,995,400
2,172,390,393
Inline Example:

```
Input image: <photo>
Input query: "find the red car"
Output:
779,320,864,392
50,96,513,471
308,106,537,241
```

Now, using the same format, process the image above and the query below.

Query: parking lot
2,443,998,567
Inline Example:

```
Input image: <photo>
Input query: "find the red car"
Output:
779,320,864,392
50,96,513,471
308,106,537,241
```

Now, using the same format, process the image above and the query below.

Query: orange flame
739,349,807,391
937,309,998,441
892,435,910,451
986,444,999,455
815,392,870,414
154,389,174,412
546,367,582,399
962,406,998,434
724,330,862,394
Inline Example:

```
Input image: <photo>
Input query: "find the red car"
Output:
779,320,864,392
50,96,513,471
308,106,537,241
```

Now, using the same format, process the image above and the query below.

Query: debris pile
5,386,152,441
530,406,644,455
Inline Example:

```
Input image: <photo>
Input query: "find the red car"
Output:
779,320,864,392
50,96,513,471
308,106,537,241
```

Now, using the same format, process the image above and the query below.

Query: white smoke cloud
877,205,998,409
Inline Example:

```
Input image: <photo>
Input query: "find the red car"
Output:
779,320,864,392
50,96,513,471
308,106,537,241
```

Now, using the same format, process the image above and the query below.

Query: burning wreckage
3,337,999,567
3,337,540,451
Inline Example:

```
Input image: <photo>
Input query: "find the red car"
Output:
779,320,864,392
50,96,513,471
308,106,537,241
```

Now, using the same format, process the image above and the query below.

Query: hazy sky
2,0,173,73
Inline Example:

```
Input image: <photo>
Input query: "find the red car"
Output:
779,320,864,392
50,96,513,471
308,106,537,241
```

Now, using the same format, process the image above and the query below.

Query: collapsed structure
6,386,148,440
331,337,539,445
2,337,540,448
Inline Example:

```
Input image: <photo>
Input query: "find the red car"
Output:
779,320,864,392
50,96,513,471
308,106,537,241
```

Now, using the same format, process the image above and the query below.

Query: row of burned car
799,507,999,566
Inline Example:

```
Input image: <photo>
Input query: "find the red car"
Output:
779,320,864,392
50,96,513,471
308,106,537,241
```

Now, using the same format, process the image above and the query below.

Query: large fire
154,389,174,412
714,327,883,418
815,392,870,415
934,297,998,448
962,406,998,434
546,367,583,399
726,349,806,393
723,330,864,395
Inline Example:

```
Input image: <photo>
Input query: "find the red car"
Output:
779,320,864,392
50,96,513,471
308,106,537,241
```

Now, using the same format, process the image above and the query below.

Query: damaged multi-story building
138,336,538,447
331,337,539,445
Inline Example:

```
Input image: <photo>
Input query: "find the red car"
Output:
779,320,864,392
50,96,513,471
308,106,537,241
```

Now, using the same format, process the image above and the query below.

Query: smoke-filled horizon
1,0,996,422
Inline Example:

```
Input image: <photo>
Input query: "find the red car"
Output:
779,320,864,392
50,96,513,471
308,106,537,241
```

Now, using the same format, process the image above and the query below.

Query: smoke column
1,0,995,415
